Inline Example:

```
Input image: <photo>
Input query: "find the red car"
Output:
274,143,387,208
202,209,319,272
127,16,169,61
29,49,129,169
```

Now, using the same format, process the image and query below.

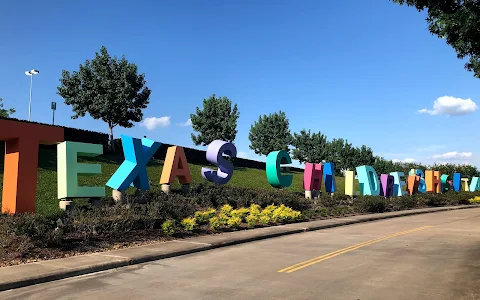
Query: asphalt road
2,209,480,300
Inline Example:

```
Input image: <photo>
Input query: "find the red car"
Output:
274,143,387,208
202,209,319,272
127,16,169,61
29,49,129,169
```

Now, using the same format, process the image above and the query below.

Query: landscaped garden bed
1,183,479,267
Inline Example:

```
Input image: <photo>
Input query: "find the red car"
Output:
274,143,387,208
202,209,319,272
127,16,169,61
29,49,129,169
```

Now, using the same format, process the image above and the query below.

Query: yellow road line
278,225,433,274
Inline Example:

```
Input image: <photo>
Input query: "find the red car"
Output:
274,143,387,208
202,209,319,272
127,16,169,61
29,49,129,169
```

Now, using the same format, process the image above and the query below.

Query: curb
1,204,479,292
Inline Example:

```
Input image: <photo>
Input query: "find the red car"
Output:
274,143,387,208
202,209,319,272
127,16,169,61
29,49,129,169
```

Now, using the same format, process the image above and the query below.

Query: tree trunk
108,125,115,153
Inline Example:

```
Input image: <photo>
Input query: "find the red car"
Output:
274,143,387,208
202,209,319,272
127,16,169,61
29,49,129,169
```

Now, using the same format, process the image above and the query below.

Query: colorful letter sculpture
440,174,451,192
409,169,426,193
356,166,380,196
344,170,359,196
452,173,461,192
323,162,336,193
106,135,160,191
1,119,64,214
303,163,323,191
57,142,105,199
425,170,441,193
390,172,406,197
201,140,236,185
462,178,470,191
406,175,420,195
470,177,480,192
266,150,293,188
160,146,192,185
380,174,394,197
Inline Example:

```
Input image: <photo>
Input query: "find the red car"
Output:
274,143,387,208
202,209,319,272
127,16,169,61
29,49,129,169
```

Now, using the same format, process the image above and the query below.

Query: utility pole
51,101,56,125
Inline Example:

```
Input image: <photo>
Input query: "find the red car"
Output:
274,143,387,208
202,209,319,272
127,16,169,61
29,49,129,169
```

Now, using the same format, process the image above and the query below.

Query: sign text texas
1,119,479,214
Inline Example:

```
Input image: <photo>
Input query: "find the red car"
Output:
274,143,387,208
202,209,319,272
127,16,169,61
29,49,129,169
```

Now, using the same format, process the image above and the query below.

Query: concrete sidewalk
0,204,479,292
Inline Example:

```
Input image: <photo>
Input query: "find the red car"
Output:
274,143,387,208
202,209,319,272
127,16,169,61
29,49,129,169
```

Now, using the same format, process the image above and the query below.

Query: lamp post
51,101,56,125
25,69,39,121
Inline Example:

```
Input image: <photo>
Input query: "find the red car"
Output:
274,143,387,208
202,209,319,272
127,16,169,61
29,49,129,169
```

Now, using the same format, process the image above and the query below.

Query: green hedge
1,183,479,265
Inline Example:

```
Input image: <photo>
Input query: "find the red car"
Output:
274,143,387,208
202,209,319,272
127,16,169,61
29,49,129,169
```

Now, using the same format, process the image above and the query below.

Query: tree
392,0,480,78
0,98,15,118
341,142,359,171
57,46,151,150
190,94,240,146
358,145,375,166
291,129,328,164
325,138,346,170
248,111,292,156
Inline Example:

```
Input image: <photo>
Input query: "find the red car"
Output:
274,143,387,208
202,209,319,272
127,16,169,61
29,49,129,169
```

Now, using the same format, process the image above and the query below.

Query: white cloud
418,96,478,116
178,118,192,127
392,158,416,163
432,151,473,160
141,116,171,130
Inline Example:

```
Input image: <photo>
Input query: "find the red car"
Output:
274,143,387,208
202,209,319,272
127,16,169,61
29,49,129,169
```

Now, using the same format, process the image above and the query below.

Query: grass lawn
0,147,348,216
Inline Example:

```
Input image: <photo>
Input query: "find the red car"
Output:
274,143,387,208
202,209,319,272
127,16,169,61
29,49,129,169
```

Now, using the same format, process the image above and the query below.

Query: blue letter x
106,135,161,191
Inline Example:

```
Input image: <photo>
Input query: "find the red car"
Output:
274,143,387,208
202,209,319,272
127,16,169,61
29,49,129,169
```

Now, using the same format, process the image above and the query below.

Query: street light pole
51,101,56,125
28,74,32,121
25,69,39,122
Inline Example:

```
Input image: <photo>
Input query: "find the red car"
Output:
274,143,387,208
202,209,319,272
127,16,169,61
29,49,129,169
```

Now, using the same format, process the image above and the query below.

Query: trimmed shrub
258,215,271,225
194,208,217,225
249,204,261,215
227,216,242,229
271,204,302,223
354,196,386,213
389,196,419,211
231,208,250,221
246,214,258,227
184,183,311,211
218,213,229,226
181,217,197,232
260,204,277,219
209,216,221,230
220,204,233,216
319,195,339,207
162,220,176,236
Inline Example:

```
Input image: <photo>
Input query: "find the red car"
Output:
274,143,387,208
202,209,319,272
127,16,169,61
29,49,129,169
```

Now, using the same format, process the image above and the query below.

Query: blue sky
1,0,479,168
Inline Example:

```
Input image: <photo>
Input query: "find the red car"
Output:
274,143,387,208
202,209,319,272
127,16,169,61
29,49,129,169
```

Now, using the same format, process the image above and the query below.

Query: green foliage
392,0,480,78
2,187,479,263
209,216,221,230
246,214,259,227
389,196,418,210
469,196,480,204
161,220,176,236
0,98,15,118
271,204,302,223
220,204,233,216
190,94,240,146
249,204,261,215
181,217,197,232
57,46,151,147
186,183,312,212
248,111,292,156
194,208,217,225
354,196,387,213
260,204,278,219
302,207,330,219
327,139,375,175
218,213,230,226
227,216,242,229
258,214,271,225
231,207,250,221
291,129,328,164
